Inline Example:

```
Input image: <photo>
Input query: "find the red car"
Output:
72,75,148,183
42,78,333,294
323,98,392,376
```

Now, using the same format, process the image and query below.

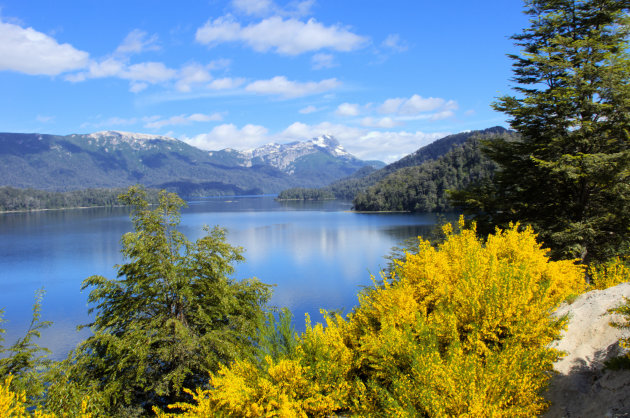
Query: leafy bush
65,186,272,415
159,217,586,416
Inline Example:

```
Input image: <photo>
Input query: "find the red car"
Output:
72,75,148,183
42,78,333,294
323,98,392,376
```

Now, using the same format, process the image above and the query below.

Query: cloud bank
0,21,89,75
196,16,367,55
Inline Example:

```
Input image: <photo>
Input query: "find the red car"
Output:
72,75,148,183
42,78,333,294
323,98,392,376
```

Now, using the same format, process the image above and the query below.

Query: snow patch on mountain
231,135,355,173
78,131,177,151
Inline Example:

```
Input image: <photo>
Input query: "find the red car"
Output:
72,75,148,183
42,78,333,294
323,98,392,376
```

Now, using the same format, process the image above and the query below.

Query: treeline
0,186,160,212
352,135,510,212
276,187,335,200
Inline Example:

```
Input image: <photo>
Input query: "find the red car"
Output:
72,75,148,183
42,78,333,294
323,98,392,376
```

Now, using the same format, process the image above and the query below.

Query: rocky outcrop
544,283,630,417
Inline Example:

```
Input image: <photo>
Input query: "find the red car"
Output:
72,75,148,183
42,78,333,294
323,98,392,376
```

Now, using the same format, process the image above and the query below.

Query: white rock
544,282,630,417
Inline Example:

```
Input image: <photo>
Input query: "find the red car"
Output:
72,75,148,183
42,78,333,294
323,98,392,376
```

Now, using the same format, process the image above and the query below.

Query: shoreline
0,204,129,214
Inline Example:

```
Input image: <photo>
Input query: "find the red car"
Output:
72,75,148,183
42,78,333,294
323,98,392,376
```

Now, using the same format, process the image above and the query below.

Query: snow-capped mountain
210,135,377,175
0,131,383,196
77,130,178,151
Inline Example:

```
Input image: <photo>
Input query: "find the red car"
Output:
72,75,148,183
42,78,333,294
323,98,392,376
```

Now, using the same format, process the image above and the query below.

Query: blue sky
0,1,529,162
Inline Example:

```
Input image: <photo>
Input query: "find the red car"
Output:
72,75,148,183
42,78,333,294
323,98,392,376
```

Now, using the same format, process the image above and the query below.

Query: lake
0,196,443,359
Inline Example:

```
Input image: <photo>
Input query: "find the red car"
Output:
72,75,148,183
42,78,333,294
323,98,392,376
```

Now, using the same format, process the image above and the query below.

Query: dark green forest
276,187,335,200
352,132,517,212
0,186,160,212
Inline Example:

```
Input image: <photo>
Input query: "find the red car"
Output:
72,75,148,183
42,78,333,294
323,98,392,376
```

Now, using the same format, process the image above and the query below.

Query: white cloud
427,110,455,121
144,112,223,129
69,56,215,94
335,102,360,117
196,16,241,44
87,57,126,78
0,21,89,75
123,61,177,83
399,95,444,115
115,29,159,55
208,77,246,90
176,63,213,92
36,115,55,123
381,34,408,52
278,121,358,141
378,98,405,114
311,53,335,69
129,82,149,93
290,0,316,17
232,0,315,17
196,16,367,55
181,123,269,150
299,105,319,114
207,58,232,71
65,57,126,82
80,116,139,129
232,0,274,16
360,116,398,128
245,76,340,98
355,130,448,162
376,94,458,121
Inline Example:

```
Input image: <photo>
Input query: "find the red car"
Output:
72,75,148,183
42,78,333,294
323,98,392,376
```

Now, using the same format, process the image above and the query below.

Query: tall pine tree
453,0,630,263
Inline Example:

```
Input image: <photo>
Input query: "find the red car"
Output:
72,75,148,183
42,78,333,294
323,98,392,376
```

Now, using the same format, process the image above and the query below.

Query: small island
275,187,335,201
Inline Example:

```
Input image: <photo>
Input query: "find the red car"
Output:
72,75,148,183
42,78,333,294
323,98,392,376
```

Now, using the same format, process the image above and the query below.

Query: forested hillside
352,131,517,212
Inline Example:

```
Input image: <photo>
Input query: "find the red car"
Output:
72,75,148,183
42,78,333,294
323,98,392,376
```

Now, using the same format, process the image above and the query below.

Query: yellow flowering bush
0,375,29,417
589,257,630,290
161,217,586,416
156,314,354,417
347,218,585,415
0,375,65,418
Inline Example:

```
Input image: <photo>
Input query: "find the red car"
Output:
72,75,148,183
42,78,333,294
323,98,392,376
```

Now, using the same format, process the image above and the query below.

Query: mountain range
0,131,383,196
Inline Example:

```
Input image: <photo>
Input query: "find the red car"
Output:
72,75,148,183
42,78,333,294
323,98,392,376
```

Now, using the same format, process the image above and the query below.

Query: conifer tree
452,0,630,262
69,186,271,415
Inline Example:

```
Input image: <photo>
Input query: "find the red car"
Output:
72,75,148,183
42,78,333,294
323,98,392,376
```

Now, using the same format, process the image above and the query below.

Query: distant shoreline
0,204,128,214
351,210,410,214
275,198,336,201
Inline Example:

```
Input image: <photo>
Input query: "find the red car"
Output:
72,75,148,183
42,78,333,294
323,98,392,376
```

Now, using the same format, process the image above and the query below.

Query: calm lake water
0,196,443,359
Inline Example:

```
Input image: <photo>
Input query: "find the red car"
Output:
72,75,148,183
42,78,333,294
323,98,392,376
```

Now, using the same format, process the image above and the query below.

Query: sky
0,1,530,163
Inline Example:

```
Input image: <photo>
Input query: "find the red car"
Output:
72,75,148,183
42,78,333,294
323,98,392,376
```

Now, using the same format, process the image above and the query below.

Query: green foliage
254,308,299,363
276,187,335,201
353,133,513,212
452,0,630,263
66,186,272,415
163,219,586,416
0,186,160,212
38,360,106,417
0,290,52,408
